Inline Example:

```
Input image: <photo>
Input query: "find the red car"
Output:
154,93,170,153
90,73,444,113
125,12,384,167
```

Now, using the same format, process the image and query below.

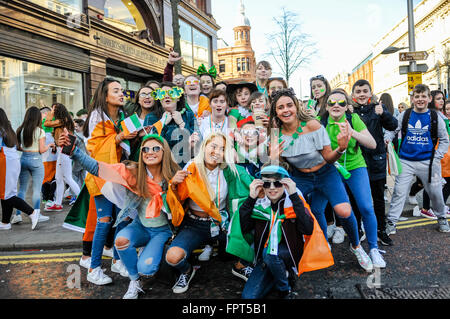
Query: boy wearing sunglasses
351,80,398,246
238,164,314,299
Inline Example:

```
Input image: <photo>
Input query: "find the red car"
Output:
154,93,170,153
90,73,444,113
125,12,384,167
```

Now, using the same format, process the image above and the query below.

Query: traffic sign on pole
399,63,428,75
399,51,429,61
407,72,422,95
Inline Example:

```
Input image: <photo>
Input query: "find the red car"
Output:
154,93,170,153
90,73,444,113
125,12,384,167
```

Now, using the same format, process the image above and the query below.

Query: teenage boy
384,84,450,238
238,164,314,299
351,79,398,246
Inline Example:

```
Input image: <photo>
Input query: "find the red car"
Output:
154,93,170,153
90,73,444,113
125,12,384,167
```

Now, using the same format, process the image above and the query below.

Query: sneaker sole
87,276,112,285
231,268,249,282
172,268,197,294
378,238,393,246
420,213,437,220
44,208,62,212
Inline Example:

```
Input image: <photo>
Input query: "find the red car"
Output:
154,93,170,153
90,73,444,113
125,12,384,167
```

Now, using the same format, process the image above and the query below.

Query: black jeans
1,196,34,224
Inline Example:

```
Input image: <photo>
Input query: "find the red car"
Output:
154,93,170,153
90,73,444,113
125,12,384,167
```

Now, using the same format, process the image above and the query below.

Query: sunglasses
139,92,154,98
241,129,259,137
327,99,347,107
310,75,325,81
262,180,283,189
151,87,184,100
141,146,163,154
185,80,200,86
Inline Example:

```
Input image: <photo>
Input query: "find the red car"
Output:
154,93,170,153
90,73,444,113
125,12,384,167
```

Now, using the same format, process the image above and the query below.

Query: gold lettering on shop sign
95,33,166,67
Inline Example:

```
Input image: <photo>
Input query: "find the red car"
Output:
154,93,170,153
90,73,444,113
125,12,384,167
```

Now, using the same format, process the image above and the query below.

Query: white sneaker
413,205,421,217
0,223,12,230
87,267,112,285
29,209,40,230
111,259,129,277
445,206,450,218
79,256,91,269
198,245,213,261
10,214,22,224
44,200,54,208
326,224,336,239
332,227,345,244
350,244,374,272
103,247,114,258
369,248,386,268
123,279,144,299
39,215,49,222
408,195,418,205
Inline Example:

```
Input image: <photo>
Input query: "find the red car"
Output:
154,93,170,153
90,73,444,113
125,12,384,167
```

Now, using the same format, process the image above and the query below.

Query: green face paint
320,88,325,93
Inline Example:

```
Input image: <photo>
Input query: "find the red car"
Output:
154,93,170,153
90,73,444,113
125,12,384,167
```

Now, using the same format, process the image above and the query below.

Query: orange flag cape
166,161,221,227
227,189,334,277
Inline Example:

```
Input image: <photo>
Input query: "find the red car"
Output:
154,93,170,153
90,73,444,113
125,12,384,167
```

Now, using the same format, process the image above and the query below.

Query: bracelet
336,148,346,155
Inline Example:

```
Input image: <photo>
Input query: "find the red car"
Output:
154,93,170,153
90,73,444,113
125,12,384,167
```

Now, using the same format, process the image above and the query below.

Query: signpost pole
407,0,417,73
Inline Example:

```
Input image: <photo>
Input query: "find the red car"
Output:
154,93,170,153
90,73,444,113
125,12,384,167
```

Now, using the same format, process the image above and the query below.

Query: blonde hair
135,136,180,197
193,131,238,201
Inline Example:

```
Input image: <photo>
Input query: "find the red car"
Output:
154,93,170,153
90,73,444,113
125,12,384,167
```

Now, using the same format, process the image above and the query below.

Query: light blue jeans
17,152,44,215
115,218,172,281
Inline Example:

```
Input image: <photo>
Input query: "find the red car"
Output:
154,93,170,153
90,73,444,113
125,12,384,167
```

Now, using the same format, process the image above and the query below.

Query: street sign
399,51,429,61
399,63,428,74
407,72,422,95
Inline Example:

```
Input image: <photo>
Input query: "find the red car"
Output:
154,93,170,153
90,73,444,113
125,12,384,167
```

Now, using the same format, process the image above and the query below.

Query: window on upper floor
103,0,146,33
27,0,83,15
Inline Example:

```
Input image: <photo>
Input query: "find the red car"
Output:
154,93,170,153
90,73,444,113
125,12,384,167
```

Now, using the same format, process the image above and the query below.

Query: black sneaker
172,267,197,294
231,265,253,282
378,230,393,246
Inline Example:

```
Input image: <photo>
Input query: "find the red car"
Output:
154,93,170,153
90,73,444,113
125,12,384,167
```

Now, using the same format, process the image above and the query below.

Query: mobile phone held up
61,134,76,155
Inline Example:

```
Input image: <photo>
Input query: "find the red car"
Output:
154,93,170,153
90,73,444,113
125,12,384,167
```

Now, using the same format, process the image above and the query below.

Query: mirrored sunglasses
262,180,283,189
327,99,347,107
141,146,163,154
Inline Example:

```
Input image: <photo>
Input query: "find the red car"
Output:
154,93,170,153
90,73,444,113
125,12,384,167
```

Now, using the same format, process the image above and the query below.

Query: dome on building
235,0,250,27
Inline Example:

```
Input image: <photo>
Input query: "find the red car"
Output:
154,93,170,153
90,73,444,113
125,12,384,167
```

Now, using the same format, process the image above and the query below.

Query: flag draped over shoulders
227,189,334,277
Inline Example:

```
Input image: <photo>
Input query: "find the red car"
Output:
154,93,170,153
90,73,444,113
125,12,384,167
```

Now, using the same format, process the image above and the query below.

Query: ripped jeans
115,218,172,281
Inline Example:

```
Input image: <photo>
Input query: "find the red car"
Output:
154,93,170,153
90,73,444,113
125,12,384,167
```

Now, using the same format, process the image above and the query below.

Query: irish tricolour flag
121,113,143,136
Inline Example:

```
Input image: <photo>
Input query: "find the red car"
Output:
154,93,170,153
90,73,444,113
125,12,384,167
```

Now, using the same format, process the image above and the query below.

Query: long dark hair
83,77,124,138
53,103,75,132
151,81,186,118
429,90,445,111
380,93,394,115
0,108,18,148
310,75,331,117
16,106,42,148
131,85,155,117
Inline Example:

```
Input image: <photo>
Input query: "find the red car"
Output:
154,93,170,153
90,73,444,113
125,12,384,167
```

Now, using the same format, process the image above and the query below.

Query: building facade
355,0,449,106
0,0,220,128
217,0,256,84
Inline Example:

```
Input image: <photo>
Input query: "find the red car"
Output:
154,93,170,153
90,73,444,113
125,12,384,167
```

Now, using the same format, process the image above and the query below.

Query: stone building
217,0,256,84
0,0,220,128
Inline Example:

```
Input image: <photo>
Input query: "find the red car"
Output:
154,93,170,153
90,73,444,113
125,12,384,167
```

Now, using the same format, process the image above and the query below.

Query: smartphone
253,109,265,127
61,134,76,155
306,99,317,110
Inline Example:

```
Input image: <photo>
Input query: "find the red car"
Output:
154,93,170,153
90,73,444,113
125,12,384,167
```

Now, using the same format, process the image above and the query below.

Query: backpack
400,108,438,183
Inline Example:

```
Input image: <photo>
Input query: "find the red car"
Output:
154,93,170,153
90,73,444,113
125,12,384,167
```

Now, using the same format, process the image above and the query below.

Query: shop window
179,19,211,69
28,0,83,15
0,55,83,129
219,60,225,73
103,0,146,33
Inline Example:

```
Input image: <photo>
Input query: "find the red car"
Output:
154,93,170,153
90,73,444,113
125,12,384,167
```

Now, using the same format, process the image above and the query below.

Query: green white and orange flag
121,113,143,136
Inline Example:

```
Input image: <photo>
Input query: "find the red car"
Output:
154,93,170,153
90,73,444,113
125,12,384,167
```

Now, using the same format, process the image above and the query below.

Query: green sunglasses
151,87,184,100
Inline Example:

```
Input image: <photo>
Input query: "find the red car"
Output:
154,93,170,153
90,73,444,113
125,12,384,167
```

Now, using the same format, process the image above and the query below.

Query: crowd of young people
1,50,449,300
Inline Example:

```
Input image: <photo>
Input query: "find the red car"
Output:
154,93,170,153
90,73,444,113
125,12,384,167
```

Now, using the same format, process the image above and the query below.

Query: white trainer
123,279,144,299
103,247,114,258
79,256,91,269
0,223,12,230
87,267,112,285
10,214,22,224
332,227,345,244
39,215,49,222
408,195,418,205
350,244,374,272
198,245,213,261
30,209,40,230
326,224,336,239
412,205,421,217
369,248,386,268
111,259,129,277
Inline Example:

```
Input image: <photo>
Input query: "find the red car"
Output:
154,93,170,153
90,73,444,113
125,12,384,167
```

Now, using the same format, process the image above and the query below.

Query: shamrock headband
151,87,184,100
142,134,165,145
197,64,217,79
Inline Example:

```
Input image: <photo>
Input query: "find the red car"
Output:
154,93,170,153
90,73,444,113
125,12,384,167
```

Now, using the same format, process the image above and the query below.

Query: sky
211,0,422,99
